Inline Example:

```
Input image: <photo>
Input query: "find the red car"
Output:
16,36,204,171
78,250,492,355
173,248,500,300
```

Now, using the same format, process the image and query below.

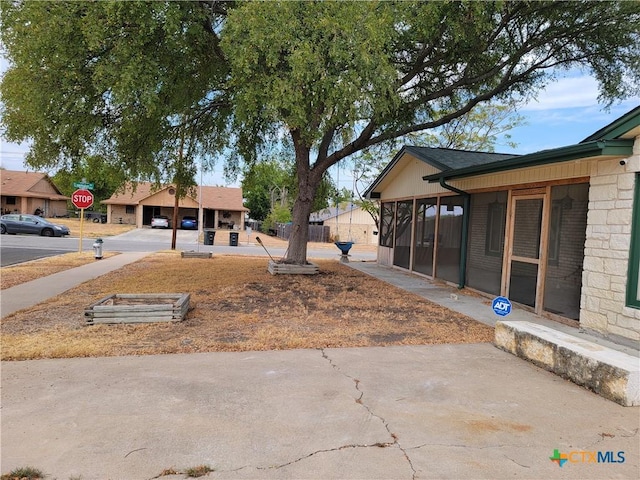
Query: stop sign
71,189,94,209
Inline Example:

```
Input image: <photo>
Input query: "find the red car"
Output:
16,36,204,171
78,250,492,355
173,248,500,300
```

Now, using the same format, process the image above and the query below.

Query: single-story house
365,106,640,346
102,182,249,229
309,203,378,244
0,170,69,217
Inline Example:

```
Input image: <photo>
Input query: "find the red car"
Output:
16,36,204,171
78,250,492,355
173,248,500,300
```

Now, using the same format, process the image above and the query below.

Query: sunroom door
504,194,548,311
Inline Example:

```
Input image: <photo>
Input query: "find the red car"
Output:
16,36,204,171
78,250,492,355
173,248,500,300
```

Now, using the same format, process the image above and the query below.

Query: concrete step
495,320,639,407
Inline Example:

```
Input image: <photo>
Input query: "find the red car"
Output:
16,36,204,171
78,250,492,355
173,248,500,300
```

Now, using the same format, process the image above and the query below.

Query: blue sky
1,72,639,189
504,75,639,154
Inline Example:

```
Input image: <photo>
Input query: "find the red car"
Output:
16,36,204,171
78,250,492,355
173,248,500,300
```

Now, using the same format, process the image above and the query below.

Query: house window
627,174,640,309
547,202,562,266
126,205,135,214
485,200,506,257
379,202,394,247
6,196,16,205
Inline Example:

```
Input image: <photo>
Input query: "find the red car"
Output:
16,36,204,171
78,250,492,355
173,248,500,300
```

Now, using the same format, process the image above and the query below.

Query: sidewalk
0,252,150,318
347,262,640,357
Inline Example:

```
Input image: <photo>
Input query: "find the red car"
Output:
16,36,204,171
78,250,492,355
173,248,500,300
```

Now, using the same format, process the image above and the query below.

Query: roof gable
0,170,68,200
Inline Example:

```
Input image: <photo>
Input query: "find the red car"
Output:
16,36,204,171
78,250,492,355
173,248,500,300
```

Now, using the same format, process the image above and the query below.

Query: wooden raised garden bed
85,293,190,325
181,251,212,259
267,260,319,275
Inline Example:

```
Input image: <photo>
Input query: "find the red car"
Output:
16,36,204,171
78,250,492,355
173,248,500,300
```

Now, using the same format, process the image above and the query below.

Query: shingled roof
364,146,516,198
102,182,248,211
403,146,517,171
0,170,69,201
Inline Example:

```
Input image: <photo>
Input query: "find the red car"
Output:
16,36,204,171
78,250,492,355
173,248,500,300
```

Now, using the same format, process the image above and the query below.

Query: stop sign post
72,189,94,252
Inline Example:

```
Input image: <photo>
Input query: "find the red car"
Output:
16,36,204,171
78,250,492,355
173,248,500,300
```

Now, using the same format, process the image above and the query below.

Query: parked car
0,214,71,237
151,215,170,228
180,216,198,230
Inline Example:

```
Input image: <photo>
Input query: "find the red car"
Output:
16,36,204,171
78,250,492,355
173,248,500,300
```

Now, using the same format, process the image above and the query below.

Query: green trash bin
204,229,215,245
229,231,239,246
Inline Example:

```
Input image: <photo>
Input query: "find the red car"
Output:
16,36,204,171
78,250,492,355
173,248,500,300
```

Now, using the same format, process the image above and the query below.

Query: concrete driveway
108,226,200,243
2,344,638,479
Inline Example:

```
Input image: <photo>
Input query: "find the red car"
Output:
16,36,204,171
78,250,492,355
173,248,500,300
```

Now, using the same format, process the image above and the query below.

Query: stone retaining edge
495,320,640,407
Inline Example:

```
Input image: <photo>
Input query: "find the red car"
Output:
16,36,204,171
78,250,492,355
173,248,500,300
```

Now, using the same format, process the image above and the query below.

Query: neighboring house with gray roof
102,182,249,230
310,202,378,244
365,106,640,346
0,170,69,217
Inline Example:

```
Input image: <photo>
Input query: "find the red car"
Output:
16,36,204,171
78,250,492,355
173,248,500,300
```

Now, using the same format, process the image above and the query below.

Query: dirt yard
1,254,494,360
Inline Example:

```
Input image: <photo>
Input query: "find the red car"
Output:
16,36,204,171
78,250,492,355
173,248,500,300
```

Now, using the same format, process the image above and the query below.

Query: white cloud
522,76,602,111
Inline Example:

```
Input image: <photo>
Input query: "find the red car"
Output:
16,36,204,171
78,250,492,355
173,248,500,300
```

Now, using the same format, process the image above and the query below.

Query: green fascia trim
581,106,640,142
423,139,634,182
627,173,640,309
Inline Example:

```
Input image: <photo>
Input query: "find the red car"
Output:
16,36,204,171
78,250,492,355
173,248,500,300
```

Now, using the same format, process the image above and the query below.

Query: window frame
485,200,506,257
626,173,640,309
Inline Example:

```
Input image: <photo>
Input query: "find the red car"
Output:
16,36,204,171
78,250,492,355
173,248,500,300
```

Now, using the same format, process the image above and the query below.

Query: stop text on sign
71,189,94,209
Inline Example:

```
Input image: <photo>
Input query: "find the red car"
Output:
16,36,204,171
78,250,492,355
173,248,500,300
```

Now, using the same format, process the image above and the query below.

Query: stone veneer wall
581,136,640,343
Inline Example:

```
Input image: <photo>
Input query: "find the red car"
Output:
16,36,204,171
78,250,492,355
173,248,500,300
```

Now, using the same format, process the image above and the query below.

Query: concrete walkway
1,252,150,317
2,255,639,479
348,261,640,357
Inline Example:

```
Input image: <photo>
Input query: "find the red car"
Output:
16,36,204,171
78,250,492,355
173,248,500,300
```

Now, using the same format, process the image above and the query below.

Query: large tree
220,0,640,263
2,1,639,264
1,0,230,202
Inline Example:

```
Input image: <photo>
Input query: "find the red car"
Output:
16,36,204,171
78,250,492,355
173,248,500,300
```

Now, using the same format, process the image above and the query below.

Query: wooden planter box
181,251,212,259
267,260,319,275
85,293,190,325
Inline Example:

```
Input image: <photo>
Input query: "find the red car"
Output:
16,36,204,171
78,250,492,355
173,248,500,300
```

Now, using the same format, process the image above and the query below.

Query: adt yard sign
71,189,94,209
492,296,512,316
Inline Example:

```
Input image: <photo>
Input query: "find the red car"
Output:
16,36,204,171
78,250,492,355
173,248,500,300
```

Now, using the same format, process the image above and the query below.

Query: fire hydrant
93,238,104,260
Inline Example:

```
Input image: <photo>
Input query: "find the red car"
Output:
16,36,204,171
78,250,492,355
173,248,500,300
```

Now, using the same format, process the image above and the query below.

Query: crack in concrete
505,456,531,469
254,441,397,471
408,442,529,451
587,426,639,448
320,348,418,479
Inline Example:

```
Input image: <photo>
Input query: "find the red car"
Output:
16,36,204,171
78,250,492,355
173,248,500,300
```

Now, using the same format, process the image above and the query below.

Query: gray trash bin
229,231,239,246
204,229,216,245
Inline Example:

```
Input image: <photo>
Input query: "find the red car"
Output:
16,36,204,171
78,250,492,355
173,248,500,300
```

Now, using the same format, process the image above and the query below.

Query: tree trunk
286,137,320,264
286,181,316,264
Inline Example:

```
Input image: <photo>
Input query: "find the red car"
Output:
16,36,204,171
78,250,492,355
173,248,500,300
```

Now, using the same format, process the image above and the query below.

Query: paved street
0,228,377,263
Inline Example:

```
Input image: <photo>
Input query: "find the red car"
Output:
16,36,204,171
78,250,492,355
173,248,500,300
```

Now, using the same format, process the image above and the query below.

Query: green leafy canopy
2,1,639,263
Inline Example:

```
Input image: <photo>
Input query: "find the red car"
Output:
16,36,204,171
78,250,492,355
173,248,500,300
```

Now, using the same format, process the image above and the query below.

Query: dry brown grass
1,254,494,360
1,252,119,290
48,217,136,238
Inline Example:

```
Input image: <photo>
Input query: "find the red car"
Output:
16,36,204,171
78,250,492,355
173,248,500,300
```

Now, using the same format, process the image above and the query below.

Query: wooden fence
275,223,331,243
